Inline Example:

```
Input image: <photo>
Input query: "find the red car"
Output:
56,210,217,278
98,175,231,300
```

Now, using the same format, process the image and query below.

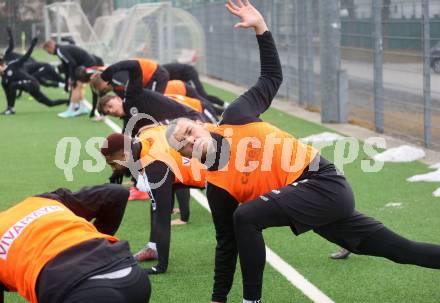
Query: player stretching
0,184,151,303
0,38,68,115
166,1,440,302
42,40,102,118
101,127,207,274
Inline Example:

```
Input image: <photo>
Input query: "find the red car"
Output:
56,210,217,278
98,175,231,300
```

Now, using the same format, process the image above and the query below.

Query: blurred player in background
0,37,68,115
75,65,107,121
3,27,65,89
42,40,103,118
163,62,225,110
99,58,169,95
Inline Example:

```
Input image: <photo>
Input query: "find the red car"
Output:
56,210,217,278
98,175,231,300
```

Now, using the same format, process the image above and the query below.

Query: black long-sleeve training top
1,38,38,86
2,27,36,64
205,31,283,303
101,60,146,97
102,60,202,135
55,44,98,86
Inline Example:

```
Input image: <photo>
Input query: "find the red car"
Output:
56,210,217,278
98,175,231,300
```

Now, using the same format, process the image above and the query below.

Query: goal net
44,2,206,73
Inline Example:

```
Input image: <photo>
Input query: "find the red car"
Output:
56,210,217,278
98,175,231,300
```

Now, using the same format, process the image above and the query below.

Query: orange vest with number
205,122,318,203
0,197,117,303
139,125,206,188
164,80,187,96
135,58,158,88
165,94,203,113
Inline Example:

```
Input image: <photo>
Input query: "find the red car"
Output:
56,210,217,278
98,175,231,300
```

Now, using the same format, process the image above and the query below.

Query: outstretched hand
225,0,268,35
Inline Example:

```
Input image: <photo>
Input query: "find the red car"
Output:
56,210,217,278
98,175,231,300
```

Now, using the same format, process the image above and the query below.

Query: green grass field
1,79,439,303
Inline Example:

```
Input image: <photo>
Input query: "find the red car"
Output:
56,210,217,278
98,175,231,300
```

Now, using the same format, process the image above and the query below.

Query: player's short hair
165,117,194,151
97,94,117,114
101,133,131,157
42,40,56,49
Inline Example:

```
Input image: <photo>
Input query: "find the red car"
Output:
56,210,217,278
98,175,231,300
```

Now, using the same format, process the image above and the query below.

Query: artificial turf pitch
0,82,439,303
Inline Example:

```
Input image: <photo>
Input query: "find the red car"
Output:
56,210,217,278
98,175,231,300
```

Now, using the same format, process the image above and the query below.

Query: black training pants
25,62,64,87
174,187,190,222
145,161,174,273
4,80,67,108
184,66,224,106
63,265,151,303
146,66,170,94
231,159,440,300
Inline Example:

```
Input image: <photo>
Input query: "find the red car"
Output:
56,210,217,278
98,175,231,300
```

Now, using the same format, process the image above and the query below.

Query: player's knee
233,205,254,229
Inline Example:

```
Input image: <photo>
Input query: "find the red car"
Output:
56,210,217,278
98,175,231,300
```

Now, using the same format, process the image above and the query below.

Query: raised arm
15,37,37,67
101,60,144,96
221,0,282,125
4,27,14,57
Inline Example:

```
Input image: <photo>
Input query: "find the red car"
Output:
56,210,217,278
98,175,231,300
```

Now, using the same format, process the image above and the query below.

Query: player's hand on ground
109,171,124,184
225,0,268,35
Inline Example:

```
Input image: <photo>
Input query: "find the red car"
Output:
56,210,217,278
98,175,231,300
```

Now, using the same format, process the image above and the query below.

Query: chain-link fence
178,0,440,150
1,0,439,149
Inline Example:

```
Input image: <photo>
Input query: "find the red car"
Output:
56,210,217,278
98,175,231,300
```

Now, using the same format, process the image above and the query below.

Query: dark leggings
146,161,174,272
63,265,151,303
185,84,224,116
358,227,440,268
182,67,224,106
146,66,170,94
25,62,65,87
234,198,440,300
90,91,99,118
174,187,190,222
5,80,68,108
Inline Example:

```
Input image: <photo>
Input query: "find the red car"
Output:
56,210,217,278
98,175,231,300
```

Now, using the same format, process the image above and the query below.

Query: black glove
6,26,11,35
31,37,38,46
145,266,165,275
109,171,123,184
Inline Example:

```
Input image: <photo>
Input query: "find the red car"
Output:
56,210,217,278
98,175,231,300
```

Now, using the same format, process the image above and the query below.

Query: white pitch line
94,104,334,303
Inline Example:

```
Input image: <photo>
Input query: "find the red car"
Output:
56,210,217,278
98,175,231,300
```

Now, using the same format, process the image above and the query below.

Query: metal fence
180,0,440,149
1,0,439,149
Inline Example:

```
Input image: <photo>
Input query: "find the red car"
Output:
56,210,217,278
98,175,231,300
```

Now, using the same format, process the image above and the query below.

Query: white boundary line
94,106,335,303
